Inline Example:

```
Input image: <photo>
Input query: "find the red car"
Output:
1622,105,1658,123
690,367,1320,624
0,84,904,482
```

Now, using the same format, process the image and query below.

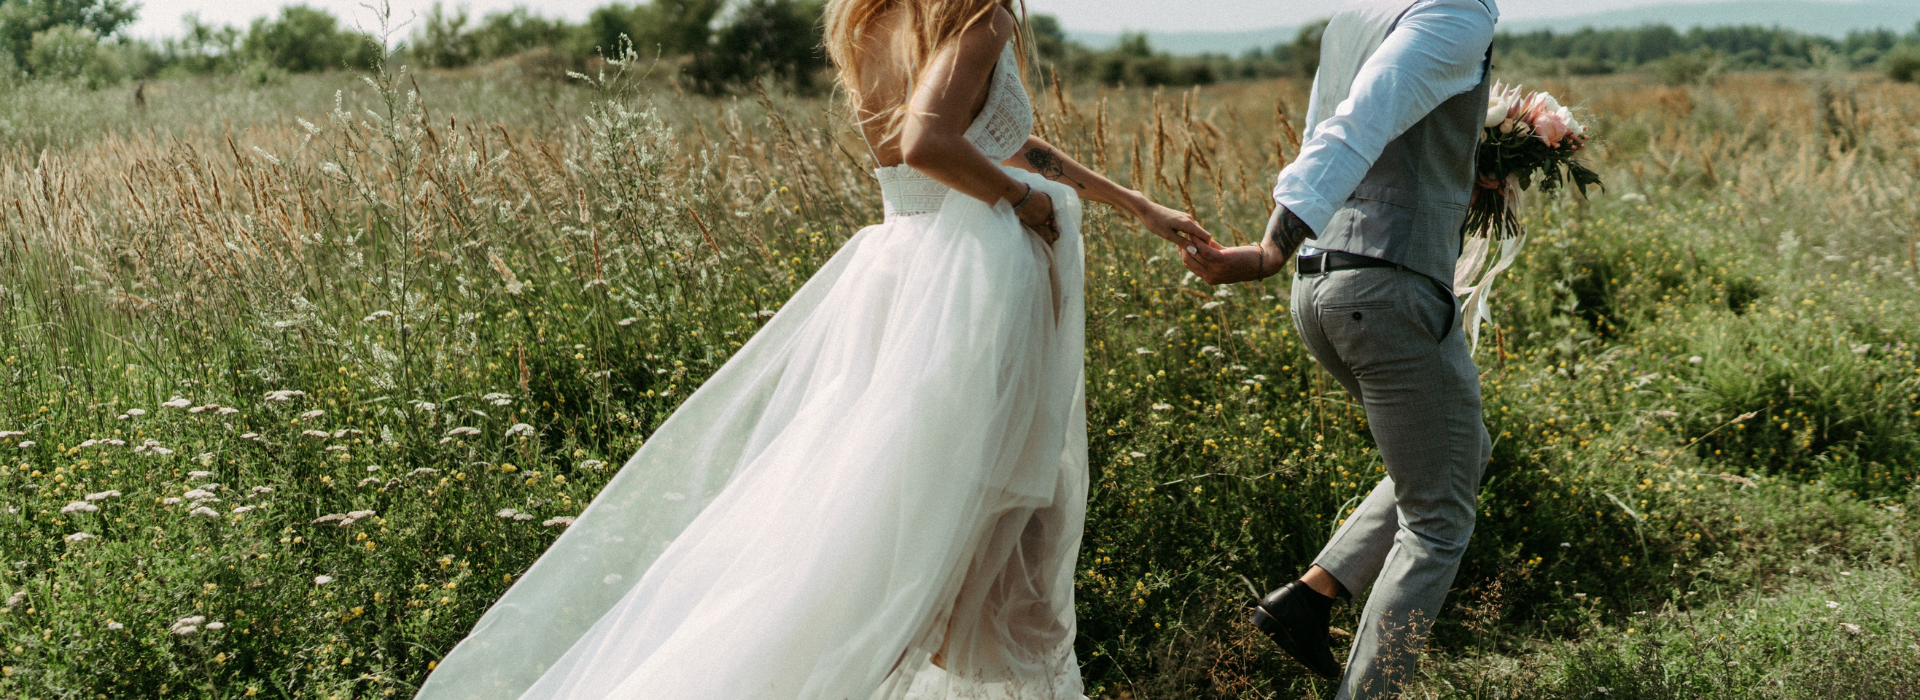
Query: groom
1180,0,1497,697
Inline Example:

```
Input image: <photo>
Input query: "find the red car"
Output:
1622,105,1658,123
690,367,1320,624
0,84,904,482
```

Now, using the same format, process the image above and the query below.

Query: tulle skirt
415,168,1088,700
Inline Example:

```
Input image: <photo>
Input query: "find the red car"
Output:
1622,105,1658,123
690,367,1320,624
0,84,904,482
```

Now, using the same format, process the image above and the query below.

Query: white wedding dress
416,43,1088,700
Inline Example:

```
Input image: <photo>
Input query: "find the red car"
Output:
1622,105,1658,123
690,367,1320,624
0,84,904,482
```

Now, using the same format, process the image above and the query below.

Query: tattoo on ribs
1024,149,1085,189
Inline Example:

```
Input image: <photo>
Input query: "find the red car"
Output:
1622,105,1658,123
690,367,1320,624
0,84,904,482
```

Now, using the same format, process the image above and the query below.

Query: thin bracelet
1010,183,1034,211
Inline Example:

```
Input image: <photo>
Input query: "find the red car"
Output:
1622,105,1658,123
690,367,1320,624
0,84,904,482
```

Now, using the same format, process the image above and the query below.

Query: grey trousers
1289,266,1492,700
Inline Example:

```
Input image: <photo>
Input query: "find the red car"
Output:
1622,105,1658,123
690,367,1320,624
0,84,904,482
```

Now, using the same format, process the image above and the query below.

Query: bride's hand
1134,199,1218,252
1014,188,1059,245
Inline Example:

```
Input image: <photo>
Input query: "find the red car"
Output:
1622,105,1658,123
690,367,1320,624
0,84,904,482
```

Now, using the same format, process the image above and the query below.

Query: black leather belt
1296,251,1403,275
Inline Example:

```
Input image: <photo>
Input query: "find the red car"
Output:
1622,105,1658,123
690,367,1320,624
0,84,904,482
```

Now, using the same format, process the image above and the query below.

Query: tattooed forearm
1023,148,1085,189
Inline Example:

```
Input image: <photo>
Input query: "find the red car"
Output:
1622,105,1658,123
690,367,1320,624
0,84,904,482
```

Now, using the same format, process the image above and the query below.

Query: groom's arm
1183,0,1495,285
1272,0,1497,233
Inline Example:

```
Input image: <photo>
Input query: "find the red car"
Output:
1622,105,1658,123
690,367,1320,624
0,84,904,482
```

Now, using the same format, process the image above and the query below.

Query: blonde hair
824,0,1030,141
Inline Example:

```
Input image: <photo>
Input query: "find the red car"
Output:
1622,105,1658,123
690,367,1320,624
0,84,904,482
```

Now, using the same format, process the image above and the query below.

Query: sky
123,0,1885,39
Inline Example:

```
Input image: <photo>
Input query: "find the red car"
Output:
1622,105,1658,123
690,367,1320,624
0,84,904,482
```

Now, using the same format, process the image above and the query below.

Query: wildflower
161,397,192,409
1688,356,1703,364
406,467,439,478
265,390,306,402
314,575,334,585
514,512,534,521
170,616,205,635
366,465,381,472
161,497,182,505
231,505,256,515
363,310,394,322
4,590,24,608
506,423,535,438
188,470,214,479
106,621,124,630
190,506,220,518
1620,193,1648,204
357,476,382,487
1230,365,1248,372
183,489,217,502
61,501,99,514
326,445,349,452
16,441,33,449
346,510,376,520
77,439,98,448
0,431,21,438
1129,452,1147,459
445,427,481,438
496,508,521,519
542,516,576,527
85,490,120,502
126,408,147,417
104,438,125,446
1201,301,1223,310
65,532,96,543
301,430,330,438
205,621,225,631
250,485,274,494
1841,622,1862,635
578,460,606,470
1200,345,1223,357
618,317,639,326
314,513,346,524
1827,601,1841,610
482,393,512,406
416,402,439,413
240,433,262,441
1134,348,1155,355
188,406,208,414
218,407,240,414
1151,404,1172,411
299,410,325,420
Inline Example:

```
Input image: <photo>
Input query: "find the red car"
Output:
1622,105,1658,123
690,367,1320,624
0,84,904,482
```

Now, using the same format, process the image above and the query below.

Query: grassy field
1,56,1918,699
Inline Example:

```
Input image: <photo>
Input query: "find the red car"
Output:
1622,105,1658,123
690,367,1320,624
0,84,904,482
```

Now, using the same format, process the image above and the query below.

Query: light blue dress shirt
1273,0,1500,237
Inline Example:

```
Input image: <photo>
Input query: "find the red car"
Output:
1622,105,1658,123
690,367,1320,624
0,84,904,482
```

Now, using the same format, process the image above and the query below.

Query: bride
415,2,1210,698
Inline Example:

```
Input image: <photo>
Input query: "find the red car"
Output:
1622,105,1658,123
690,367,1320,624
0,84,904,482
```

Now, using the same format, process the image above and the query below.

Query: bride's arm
900,8,1057,235
1005,136,1217,250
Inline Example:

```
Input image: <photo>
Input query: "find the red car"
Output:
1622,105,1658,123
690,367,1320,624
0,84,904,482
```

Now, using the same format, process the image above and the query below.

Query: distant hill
1065,0,1920,56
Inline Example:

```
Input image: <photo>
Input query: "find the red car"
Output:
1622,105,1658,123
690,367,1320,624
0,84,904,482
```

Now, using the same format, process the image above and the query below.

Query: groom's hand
1181,206,1309,285
1181,243,1274,285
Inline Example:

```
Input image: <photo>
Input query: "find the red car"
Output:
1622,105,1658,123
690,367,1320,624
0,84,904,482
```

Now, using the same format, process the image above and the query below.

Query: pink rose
1536,107,1566,147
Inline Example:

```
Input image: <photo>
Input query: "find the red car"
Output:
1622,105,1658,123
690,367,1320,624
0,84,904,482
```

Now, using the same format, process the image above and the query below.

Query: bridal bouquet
1454,84,1603,350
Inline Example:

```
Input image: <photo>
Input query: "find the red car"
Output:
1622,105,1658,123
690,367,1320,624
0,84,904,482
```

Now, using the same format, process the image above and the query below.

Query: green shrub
1887,44,1920,83
241,4,380,73
1653,47,1723,86
685,0,825,94
26,24,121,86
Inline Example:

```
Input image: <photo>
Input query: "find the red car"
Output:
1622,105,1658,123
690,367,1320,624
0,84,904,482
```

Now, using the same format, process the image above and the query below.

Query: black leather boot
1250,580,1342,680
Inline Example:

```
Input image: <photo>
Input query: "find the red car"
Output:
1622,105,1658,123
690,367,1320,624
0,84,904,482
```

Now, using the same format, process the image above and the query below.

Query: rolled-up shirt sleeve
1273,0,1496,235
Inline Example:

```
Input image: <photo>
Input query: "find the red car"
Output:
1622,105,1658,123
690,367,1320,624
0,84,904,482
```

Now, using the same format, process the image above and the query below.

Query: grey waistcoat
1304,0,1492,286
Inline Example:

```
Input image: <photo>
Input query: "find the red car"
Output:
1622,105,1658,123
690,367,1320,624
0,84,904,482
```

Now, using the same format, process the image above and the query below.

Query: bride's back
826,0,1018,168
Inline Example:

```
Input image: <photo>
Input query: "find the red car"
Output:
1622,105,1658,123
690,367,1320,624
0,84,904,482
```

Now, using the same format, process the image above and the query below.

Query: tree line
1,0,1916,91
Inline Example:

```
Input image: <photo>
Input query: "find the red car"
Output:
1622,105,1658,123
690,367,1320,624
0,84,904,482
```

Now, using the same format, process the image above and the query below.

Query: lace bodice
875,43,1034,219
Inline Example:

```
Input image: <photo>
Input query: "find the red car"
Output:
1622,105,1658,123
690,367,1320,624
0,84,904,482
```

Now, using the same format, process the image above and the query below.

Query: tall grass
0,59,1916,698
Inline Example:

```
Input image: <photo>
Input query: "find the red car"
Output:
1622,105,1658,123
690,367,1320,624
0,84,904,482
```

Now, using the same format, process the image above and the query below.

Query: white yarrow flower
265,390,306,402
542,516,576,527
445,426,481,438
1151,404,1172,411
17,441,33,449
496,508,520,519
85,490,121,502
107,621,124,630
0,430,22,438
126,408,147,416
187,470,215,479
299,409,325,420
61,501,99,514
190,506,220,518
314,575,334,585
161,397,192,409
231,505,256,515
505,423,535,438
64,532,97,543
